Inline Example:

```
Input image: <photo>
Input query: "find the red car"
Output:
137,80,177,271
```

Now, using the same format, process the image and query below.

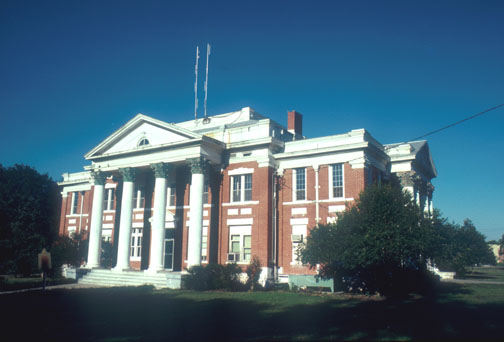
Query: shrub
184,263,244,291
246,256,262,291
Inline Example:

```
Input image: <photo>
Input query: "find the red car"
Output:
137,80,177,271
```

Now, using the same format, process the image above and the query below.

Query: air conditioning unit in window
227,253,240,262
291,234,304,242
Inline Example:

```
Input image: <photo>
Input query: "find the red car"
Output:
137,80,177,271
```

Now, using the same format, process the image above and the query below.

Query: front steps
77,269,183,289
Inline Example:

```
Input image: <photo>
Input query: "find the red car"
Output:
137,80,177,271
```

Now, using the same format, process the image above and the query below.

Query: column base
83,263,101,269
112,266,131,272
145,267,165,274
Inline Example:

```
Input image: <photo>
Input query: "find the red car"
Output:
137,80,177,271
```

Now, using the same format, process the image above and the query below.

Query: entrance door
164,239,174,271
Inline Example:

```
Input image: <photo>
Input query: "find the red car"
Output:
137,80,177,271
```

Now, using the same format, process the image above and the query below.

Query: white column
187,157,206,268
114,167,136,271
147,163,169,273
87,171,106,268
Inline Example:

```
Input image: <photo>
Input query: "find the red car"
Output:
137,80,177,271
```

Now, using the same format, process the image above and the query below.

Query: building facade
58,107,437,286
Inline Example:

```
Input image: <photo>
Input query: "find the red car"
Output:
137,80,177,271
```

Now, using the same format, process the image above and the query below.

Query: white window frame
166,184,176,207
203,176,209,204
291,225,307,265
70,192,79,214
201,226,208,262
133,186,145,209
228,225,252,263
329,164,344,199
292,168,306,201
230,174,253,203
103,188,115,211
130,228,143,261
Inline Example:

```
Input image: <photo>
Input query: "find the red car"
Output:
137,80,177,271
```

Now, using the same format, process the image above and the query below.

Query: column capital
151,162,172,178
91,170,106,186
397,171,421,187
427,182,435,199
119,167,136,182
187,157,208,175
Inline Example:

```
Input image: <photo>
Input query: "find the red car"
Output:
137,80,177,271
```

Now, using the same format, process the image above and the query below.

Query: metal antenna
194,46,200,122
204,43,211,121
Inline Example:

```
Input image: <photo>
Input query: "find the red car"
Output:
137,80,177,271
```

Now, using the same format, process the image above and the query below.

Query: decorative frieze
119,167,136,182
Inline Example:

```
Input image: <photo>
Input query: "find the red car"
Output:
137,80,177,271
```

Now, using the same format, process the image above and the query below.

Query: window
294,168,306,201
331,164,344,198
291,225,307,265
203,176,209,204
201,226,208,262
138,138,149,147
227,226,252,263
103,188,115,211
133,186,145,209
230,174,252,202
167,184,176,207
130,228,143,260
71,192,79,214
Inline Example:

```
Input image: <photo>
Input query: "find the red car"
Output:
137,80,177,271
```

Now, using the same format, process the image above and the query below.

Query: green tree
301,183,436,296
0,164,60,275
431,216,496,274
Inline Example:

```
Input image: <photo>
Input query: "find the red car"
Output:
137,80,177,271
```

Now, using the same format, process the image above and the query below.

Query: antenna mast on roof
194,46,200,122
203,43,211,122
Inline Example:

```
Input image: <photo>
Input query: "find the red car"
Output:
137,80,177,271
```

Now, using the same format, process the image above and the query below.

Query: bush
246,256,262,291
184,263,244,291
301,183,435,297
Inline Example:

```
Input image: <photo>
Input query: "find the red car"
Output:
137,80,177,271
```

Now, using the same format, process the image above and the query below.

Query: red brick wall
278,163,366,275
218,161,273,269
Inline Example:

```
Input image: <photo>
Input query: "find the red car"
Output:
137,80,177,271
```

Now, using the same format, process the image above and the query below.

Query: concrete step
78,269,183,289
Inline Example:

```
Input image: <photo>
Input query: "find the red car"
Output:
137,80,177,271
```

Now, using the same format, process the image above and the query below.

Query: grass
0,275,76,292
1,266,504,341
457,265,504,282
1,276,504,342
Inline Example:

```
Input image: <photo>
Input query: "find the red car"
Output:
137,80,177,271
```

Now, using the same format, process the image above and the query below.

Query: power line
403,103,504,144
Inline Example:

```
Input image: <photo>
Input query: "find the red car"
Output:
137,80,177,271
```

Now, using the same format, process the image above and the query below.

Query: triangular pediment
85,114,202,159
413,142,438,179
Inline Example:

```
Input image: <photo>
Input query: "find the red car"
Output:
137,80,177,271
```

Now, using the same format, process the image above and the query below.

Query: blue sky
1,0,503,240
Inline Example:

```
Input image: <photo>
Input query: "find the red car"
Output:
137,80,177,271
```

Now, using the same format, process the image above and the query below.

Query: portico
82,114,224,272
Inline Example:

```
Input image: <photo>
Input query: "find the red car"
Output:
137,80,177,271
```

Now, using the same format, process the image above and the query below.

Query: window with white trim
330,164,344,198
291,225,307,265
203,176,209,204
130,228,143,260
201,226,208,262
138,138,149,147
293,168,306,201
228,226,252,263
103,188,115,211
167,184,176,207
230,174,252,202
71,192,79,214
133,186,145,209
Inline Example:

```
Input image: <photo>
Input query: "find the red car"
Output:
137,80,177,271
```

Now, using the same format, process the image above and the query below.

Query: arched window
138,138,149,147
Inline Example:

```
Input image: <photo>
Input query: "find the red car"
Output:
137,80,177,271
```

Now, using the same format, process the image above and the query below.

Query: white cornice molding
274,142,369,160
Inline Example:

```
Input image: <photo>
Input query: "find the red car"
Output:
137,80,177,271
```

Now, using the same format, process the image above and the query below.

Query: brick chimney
287,110,303,136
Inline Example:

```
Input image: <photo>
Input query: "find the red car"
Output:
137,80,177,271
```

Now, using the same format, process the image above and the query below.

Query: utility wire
389,103,504,147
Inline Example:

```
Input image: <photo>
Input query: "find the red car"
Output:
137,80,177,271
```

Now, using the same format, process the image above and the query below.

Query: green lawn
1,277,504,341
457,265,504,282
0,275,76,292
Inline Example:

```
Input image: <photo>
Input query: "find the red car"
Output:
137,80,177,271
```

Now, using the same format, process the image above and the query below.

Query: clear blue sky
1,1,503,240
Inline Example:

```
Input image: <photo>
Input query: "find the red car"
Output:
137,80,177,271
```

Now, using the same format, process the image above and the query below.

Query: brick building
58,107,437,287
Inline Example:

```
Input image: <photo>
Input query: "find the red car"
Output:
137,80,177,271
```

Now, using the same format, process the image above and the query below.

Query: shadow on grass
1,284,502,341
